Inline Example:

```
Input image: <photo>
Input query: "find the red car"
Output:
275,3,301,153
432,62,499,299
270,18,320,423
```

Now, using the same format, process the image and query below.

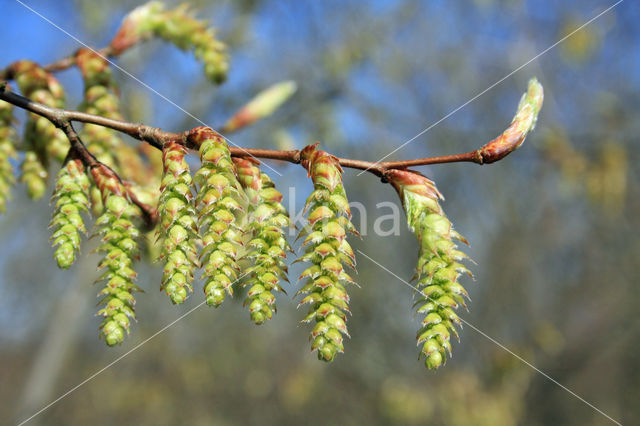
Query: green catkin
0,10,544,372
0,97,17,213
11,60,69,166
386,169,471,370
27,90,69,162
20,151,47,200
0,128,16,213
158,141,199,304
91,165,142,346
50,159,90,269
380,80,544,369
76,48,156,219
76,50,122,169
110,2,229,84
189,127,246,307
296,144,358,362
234,158,291,325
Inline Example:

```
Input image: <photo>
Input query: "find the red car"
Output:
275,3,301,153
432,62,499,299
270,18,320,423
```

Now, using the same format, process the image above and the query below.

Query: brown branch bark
0,88,500,180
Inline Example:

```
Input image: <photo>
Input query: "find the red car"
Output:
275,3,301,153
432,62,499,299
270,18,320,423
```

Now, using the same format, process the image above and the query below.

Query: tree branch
57,117,159,227
0,87,523,180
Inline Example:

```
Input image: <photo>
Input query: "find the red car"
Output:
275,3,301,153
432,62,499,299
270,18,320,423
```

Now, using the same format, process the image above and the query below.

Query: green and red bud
221,81,297,133
478,78,544,164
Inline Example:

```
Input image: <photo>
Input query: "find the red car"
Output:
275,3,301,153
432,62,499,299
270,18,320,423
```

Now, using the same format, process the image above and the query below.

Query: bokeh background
1,0,639,424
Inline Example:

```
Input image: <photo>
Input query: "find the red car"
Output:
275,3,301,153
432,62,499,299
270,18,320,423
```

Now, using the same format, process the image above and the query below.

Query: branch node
49,110,68,128
473,149,484,165
138,125,165,149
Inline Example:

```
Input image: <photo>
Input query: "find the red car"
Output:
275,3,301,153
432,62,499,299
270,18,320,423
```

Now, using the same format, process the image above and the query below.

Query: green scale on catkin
50,159,90,269
158,141,199,304
387,169,471,370
189,127,246,307
91,165,142,346
296,144,358,362
0,96,17,213
234,158,291,325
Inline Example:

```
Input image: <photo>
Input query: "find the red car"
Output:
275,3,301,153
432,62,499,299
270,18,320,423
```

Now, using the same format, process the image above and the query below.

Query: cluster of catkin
0,2,233,346
0,88,474,365
150,129,362,362
10,61,69,199
0,0,545,369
